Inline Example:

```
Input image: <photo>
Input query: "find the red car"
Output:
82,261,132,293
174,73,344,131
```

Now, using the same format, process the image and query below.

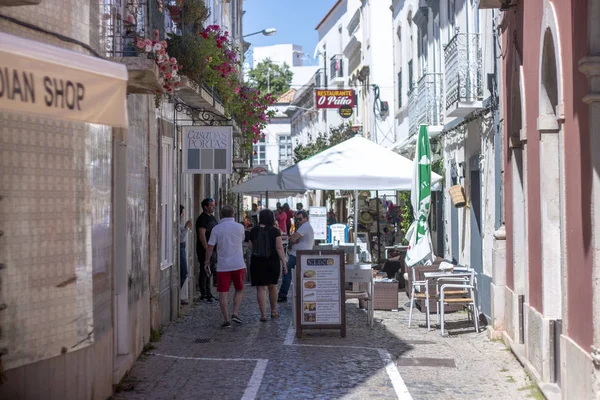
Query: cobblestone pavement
113,283,541,400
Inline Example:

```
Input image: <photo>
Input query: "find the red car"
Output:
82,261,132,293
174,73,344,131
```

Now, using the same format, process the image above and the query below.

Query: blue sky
242,0,337,64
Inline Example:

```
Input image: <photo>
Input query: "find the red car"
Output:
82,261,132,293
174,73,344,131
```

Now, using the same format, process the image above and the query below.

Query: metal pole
353,190,358,263
266,190,269,209
376,190,381,263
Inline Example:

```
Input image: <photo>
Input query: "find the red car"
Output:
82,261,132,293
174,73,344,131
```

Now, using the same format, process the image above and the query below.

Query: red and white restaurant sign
315,89,355,109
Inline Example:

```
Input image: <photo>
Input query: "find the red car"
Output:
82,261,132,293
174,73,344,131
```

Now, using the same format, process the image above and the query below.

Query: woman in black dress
249,209,288,321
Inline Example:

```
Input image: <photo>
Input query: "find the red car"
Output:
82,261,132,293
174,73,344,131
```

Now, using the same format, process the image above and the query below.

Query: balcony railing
314,68,322,88
100,1,148,58
330,54,344,81
444,33,483,114
408,73,444,136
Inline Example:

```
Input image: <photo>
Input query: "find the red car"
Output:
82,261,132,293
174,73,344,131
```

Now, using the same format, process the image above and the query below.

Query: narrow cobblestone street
113,284,541,400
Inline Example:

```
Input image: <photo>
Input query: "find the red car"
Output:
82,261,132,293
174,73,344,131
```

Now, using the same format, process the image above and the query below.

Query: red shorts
216,269,245,292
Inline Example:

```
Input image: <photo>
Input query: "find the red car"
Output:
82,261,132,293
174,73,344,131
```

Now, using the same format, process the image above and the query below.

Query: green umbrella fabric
405,125,435,267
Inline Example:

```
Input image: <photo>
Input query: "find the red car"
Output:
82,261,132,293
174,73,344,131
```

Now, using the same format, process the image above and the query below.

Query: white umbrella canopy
231,174,305,198
279,136,441,190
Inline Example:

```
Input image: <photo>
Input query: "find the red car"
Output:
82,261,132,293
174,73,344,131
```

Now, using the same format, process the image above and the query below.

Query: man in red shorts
205,205,246,328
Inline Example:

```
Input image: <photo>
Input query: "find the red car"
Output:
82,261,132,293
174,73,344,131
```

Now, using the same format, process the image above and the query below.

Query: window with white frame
448,0,456,42
160,137,173,268
419,30,428,77
279,135,292,167
253,136,266,166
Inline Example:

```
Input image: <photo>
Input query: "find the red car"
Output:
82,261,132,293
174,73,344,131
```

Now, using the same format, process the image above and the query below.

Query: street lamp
243,28,277,38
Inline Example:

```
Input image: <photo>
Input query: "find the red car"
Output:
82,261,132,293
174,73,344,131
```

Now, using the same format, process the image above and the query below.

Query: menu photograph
300,255,341,325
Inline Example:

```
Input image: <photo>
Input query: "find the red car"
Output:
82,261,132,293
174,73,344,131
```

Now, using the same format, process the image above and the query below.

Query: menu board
295,250,346,338
309,206,327,240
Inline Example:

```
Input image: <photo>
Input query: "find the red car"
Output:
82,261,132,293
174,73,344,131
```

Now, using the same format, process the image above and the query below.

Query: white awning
0,32,128,127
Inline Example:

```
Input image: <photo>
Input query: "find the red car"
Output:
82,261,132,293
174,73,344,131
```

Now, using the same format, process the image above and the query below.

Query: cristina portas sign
315,89,355,109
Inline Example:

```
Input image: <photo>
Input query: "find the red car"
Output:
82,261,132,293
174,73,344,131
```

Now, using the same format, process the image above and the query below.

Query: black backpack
252,227,272,258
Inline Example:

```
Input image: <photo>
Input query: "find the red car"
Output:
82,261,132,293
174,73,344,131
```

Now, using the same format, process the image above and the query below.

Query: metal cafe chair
345,265,374,328
407,265,436,328
438,268,479,336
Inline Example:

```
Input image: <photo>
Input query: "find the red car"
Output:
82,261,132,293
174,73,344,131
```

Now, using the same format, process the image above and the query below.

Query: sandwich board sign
295,250,346,338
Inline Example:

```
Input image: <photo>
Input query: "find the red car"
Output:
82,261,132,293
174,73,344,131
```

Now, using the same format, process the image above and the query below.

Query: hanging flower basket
167,5,182,23
448,185,466,208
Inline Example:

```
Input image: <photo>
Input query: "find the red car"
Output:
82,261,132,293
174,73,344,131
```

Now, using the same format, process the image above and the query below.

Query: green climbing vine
399,191,413,245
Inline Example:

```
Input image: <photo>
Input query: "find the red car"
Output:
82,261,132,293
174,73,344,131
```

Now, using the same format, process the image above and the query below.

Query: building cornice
579,56,600,104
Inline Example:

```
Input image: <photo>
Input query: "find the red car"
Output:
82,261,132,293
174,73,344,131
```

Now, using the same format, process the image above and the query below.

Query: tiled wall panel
0,111,112,370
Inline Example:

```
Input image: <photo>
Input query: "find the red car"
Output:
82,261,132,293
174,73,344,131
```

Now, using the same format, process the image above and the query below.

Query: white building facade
391,0,502,322
251,43,320,88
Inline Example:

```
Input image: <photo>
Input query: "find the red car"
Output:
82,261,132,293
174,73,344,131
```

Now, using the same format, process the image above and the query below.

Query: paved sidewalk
113,284,542,400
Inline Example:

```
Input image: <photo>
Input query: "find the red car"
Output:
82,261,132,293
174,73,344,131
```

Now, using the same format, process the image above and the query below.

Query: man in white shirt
205,205,246,328
278,210,314,302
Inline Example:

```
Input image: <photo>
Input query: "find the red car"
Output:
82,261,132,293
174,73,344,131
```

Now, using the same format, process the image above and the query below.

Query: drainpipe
492,10,502,229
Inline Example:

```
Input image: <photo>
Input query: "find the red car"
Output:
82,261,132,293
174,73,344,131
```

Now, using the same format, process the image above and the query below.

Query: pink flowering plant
136,29,182,96
167,25,240,102
166,22,275,149
228,85,276,150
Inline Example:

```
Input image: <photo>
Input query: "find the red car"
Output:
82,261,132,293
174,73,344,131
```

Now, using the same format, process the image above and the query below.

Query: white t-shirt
289,222,314,256
207,218,246,272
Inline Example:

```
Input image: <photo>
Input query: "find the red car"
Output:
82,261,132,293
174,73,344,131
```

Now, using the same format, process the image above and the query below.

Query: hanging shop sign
338,105,353,119
295,250,346,338
182,125,233,174
315,89,355,109
0,32,128,127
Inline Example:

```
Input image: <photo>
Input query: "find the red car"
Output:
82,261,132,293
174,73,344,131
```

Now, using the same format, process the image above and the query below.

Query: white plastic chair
345,266,374,327
439,268,479,335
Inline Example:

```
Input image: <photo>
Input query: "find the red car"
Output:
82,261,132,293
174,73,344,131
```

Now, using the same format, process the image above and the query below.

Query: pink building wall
502,0,592,350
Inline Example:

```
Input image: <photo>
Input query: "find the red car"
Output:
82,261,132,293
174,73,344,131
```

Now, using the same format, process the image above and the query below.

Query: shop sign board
309,206,327,240
295,250,346,338
339,105,353,119
182,125,232,174
328,223,348,244
315,89,355,109
0,32,128,127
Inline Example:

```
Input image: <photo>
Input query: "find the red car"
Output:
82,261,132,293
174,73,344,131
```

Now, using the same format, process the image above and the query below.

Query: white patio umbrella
231,173,305,198
405,125,435,267
279,135,441,262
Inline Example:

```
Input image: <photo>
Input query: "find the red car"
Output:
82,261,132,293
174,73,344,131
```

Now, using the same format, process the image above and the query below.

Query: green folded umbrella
406,125,435,267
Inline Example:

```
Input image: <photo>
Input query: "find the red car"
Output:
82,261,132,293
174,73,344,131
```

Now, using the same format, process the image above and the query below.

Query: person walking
180,205,192,305
278,210,314,302
196,198,218,302
282,203,293,235
204,205,246,328
275,206,287,233
249,209,288,321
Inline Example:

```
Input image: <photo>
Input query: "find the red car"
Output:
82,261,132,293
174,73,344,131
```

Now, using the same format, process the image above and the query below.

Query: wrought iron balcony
444,32,483,117
330,54,345,85
100,1,163,94
408,73,444,137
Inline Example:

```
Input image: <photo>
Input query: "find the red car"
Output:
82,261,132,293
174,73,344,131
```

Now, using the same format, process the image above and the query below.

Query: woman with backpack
249,209,288,321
